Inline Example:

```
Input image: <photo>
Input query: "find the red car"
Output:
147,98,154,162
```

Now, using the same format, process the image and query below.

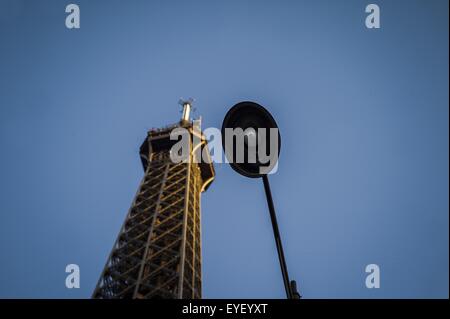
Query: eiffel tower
93,100,214,298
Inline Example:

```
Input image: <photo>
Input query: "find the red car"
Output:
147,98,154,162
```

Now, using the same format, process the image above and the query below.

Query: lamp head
221,101,281,178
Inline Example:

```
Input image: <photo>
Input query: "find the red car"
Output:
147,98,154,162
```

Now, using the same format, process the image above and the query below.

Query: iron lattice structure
93,119,214,299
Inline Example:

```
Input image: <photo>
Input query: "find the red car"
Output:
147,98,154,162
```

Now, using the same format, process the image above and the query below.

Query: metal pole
262,175,293,299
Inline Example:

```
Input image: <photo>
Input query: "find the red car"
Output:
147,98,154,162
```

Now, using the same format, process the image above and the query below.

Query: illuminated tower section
93,101,215,299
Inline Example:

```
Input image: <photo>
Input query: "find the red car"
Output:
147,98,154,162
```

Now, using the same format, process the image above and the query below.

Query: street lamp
221,101,301,299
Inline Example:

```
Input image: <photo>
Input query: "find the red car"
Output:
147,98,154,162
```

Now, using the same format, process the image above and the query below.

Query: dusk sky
0,0,448,298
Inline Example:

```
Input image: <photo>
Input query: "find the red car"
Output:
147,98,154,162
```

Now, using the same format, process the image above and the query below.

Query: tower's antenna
179,98,194,122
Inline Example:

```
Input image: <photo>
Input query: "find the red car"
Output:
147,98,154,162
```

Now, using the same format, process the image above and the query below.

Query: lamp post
221,101,301,299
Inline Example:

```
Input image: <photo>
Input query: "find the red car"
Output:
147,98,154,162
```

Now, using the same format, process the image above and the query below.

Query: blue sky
0,0,448,298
